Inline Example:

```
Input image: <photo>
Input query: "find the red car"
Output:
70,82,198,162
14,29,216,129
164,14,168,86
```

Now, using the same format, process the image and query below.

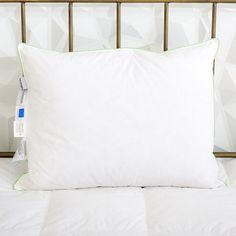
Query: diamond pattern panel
0,3,235,151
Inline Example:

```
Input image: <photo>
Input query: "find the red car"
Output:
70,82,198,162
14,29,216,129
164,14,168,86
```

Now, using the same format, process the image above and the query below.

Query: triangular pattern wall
0,3,235,151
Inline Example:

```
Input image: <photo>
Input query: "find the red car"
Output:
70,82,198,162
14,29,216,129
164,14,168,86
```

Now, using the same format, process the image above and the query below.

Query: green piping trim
164,38,219,55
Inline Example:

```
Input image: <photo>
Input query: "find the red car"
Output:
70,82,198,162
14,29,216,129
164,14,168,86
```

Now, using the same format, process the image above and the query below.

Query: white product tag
14,77,28,138
14,120,25,138
13,77,28,160
12,139,27,162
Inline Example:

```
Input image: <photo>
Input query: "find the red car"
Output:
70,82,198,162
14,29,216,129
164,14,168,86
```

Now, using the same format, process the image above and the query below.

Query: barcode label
14,120,25,137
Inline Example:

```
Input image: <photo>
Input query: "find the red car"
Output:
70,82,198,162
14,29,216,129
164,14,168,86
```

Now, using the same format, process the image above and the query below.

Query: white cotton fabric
17,40,219,190
0,158,235,236
2,186,236,236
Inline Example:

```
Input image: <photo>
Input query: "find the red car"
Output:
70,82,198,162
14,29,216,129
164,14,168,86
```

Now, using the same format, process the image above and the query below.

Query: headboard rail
0,0,235,158
1,152,236,158
1,0,236,2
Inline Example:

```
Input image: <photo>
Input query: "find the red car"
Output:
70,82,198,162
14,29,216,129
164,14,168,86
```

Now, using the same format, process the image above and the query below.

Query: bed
0,158,236,236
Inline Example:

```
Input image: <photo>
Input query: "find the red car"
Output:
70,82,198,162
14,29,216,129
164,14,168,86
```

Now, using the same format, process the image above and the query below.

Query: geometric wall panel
0,3,236,151
215,4,236,151
169,3,212,48
73,3,116,50
26,3,68,51
0,3,21,151
121,3,163,51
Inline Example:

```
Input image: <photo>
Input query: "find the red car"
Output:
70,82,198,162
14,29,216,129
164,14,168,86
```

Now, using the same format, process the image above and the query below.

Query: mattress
1,158,236,236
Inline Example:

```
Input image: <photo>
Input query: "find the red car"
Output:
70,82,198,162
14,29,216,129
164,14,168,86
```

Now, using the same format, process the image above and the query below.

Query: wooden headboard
0,0,235,158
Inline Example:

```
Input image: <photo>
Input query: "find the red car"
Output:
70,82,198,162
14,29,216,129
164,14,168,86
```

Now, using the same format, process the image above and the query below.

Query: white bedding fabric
1,159,236,236
2,187,236,236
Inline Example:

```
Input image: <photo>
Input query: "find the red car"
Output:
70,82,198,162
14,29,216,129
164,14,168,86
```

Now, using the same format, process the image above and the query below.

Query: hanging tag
14,77,28,138
13,77,28,160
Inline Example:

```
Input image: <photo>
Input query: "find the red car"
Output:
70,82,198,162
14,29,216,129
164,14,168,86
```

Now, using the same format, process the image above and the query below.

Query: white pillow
16,40,219,190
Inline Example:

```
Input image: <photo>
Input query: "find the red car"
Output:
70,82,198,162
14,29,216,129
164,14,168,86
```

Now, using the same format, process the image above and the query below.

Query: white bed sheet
1,159,236,236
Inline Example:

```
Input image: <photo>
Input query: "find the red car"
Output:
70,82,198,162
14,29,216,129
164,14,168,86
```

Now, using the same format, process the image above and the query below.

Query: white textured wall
0,3,235,151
